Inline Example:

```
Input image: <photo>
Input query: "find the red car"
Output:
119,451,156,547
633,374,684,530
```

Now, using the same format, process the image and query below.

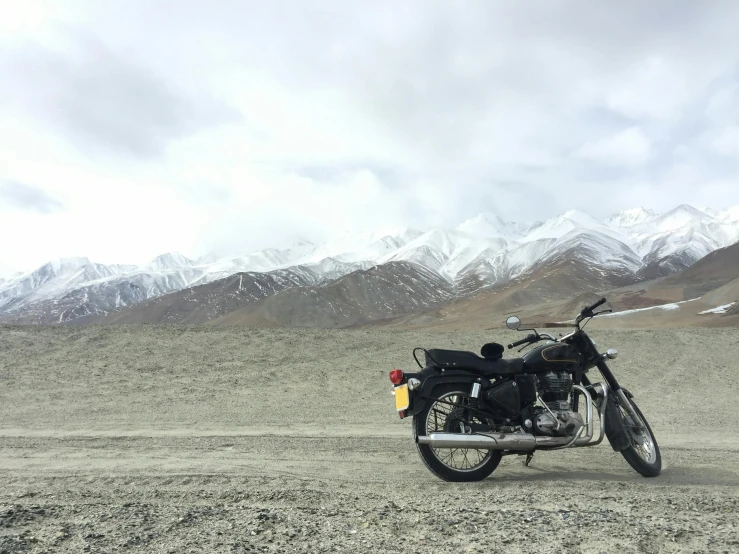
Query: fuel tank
522,342,581,373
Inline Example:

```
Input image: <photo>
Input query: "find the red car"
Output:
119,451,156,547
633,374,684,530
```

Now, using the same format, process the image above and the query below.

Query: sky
1,0,738,276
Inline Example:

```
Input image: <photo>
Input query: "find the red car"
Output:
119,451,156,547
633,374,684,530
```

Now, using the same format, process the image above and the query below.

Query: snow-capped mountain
2,204,738,325
718,206,739,223
0,254,209,323
379,229,510,280
535,229,643,274
214,261,457,328
145,252,196,272
525,210,629,243
606,207,657,228
295,228,423,264
90,267,320,325
628,205,739,267
456,213,528,239
298,258,374,284
0,257,133,312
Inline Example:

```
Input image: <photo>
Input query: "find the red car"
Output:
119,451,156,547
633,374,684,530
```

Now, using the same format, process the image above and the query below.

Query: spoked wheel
413,386,501,482
617,396,661,477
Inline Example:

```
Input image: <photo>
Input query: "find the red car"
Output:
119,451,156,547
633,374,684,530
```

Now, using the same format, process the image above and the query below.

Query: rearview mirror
505,316,521,330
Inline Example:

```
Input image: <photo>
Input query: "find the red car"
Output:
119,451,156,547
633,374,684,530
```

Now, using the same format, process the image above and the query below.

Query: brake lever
594,309,613,315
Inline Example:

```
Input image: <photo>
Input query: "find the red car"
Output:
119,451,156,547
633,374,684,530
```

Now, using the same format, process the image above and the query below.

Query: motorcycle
389,297,661,481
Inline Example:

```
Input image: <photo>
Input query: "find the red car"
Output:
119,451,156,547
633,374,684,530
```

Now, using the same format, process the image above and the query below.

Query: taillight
389,369,404,385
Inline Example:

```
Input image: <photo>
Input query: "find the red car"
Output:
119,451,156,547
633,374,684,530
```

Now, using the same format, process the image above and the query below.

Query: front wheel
617,396,662,477
413,386,502,482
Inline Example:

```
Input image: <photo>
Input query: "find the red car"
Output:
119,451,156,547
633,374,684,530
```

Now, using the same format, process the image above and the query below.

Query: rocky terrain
1,325,738,552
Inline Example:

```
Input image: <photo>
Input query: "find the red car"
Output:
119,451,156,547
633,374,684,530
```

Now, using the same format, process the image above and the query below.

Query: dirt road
1,326,738,553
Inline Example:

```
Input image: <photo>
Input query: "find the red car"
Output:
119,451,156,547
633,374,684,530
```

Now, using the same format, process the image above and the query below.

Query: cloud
575,127,652,167
2,31,241,158
0,1,738,272
705,84,739,124
0,180,64,214
178,182,233,205
704,126,739,157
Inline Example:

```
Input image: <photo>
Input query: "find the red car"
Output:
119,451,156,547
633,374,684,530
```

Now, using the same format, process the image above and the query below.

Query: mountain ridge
2,203,738,325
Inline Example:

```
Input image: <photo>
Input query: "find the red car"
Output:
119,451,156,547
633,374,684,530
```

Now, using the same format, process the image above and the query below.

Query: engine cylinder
537,371,572,411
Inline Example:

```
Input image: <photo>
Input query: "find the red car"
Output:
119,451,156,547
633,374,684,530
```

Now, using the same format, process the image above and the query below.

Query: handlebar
580,297,607,317
504,298,610,347
508,334,537,349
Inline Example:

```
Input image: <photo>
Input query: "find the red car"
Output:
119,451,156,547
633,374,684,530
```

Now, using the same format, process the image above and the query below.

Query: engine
533,371,584,437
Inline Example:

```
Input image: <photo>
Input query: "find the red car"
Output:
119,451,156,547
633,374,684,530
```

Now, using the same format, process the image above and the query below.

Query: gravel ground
1,325,738,553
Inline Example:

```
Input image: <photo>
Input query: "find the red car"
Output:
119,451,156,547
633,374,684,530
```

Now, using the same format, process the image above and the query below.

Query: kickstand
524,452,534,467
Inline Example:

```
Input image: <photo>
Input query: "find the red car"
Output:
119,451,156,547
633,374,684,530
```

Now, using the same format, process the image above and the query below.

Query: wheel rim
424,391,493,472
619,403,657,464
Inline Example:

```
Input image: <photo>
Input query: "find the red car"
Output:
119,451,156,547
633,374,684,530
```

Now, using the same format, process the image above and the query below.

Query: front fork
591,360,645,432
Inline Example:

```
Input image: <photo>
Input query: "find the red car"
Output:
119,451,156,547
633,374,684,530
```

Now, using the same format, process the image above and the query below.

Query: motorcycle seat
424,348,524,376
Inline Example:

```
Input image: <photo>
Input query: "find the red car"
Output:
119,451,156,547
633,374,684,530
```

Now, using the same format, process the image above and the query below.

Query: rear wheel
617,397,661,477
413,385,502,482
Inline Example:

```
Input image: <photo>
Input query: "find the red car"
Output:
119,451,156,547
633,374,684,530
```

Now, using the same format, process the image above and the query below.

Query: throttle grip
591,297,607,310
582,297,607,316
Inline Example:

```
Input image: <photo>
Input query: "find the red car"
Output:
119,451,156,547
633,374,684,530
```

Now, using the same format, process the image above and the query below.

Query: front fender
604,387,636,451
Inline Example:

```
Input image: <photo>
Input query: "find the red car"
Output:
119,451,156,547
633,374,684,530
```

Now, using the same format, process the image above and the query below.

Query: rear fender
405,368,493,416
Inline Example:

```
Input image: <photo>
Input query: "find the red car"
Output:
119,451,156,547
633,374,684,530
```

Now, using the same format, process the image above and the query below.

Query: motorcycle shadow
488,465,638,483
484,465,739,486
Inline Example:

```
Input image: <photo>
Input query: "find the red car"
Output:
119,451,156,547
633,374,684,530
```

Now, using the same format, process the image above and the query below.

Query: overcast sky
1,1,738,276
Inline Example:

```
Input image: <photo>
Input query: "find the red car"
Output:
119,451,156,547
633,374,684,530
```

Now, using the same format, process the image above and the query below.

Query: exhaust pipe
419,432,536,450
416,432,583,450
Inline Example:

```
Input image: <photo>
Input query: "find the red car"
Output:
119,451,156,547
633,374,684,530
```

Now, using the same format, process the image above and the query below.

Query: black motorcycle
389,298,661,481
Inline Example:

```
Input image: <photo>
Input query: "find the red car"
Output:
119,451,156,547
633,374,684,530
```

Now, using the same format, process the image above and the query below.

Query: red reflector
399,410,406,419
389,369,404,385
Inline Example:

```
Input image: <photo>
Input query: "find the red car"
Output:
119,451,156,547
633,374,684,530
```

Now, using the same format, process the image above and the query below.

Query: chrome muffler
417,432,570,450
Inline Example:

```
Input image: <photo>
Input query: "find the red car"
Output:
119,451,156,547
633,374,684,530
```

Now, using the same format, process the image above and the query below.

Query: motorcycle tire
617,397,662,477
413,385,502,482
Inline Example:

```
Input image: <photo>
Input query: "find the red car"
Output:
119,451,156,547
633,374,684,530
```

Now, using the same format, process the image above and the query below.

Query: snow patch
601,298,699,317
699,302,736,315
